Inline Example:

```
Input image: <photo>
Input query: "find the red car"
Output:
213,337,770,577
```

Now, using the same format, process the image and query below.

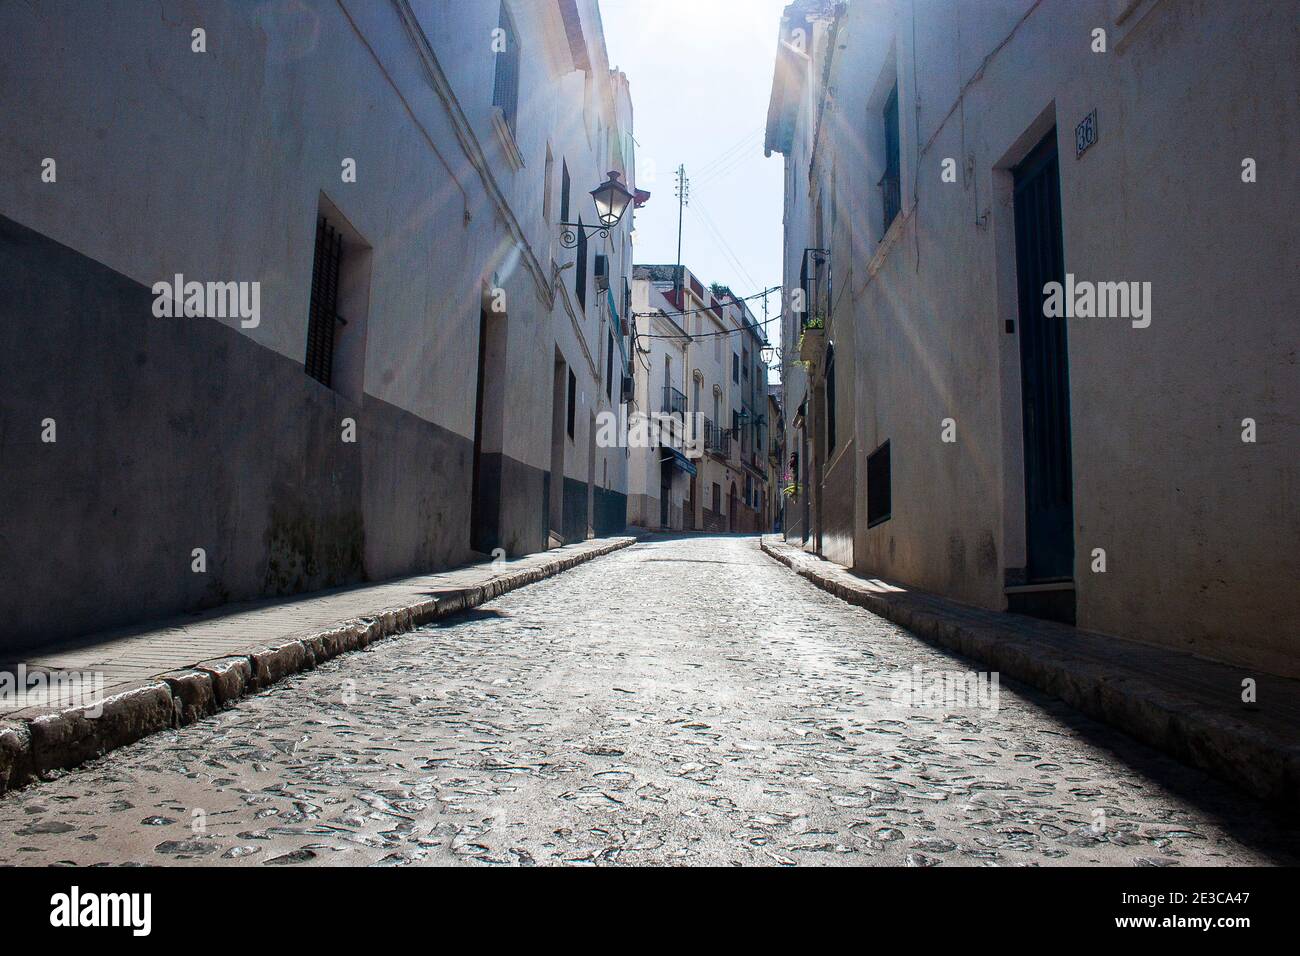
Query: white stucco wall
774,0,1300,677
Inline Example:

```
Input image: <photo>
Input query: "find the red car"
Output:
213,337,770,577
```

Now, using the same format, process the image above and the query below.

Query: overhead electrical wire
633,284,777,319
633,286,781,345
692,126,764,179
694,138,766,187
690,198,760,292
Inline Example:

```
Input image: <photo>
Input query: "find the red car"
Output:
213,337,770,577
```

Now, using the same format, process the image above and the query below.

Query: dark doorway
800,426,810,544
471,303,507,554
1013,130,1075,587
728,482,738,532
549,352,567,543
660,458,671,528
686,475,696,530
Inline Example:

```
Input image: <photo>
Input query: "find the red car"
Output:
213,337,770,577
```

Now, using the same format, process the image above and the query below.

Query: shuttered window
560,161,571,222
881,84,901,233
566,368,577,439
575,216,588,309
825,344,837,455
305,217,343,387
606,329,614,400
492,2,521,135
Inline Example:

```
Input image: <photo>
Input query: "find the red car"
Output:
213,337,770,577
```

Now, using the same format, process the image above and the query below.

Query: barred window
305,217,343,387
492,2,521,135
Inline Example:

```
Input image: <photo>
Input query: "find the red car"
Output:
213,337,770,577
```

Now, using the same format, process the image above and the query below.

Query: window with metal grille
305,216,343,387
575,216,588,309
825,344,837,455
732,352,739,383
880,84,901,234
799,254,809,329
566,368,576,439
492,2,521,136
867,439,891,527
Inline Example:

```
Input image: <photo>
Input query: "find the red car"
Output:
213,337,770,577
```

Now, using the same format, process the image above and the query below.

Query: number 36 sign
1075,109,1098,158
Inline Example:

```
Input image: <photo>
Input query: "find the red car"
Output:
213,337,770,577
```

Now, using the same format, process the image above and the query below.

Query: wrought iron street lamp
559,170,634,248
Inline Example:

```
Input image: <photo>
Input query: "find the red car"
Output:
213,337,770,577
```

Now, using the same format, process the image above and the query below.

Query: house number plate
1075,109,1098,157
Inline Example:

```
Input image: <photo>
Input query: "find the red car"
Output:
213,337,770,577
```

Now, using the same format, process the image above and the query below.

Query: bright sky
601,0,789,355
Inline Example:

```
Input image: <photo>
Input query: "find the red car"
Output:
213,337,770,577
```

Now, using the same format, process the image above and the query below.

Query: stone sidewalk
0,536,635,793
761,536,1300,807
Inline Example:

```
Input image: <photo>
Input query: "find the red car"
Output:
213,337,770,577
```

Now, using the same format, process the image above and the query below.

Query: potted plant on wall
797,313,826,365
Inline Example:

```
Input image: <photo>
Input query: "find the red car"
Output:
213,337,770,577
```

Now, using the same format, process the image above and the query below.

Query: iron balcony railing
662,385,686,419
704,419,731,458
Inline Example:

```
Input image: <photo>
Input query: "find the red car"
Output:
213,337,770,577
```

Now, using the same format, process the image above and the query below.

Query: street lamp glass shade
590,171,634,229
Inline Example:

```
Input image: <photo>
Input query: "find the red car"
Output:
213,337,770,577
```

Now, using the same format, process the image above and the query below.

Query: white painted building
0,0,643,647
766,0,1299,677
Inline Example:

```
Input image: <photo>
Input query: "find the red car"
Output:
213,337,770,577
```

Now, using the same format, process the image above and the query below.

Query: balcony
662,385,686,419
704,419,731,458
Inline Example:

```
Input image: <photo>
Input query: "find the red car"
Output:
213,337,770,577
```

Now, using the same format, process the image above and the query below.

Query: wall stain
976,530,999,577
263,503,366,595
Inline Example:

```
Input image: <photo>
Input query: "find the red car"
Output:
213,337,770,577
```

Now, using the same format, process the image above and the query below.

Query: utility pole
673,164,689,297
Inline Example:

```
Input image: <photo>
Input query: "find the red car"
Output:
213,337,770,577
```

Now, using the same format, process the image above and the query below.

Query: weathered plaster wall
0,0,635,646
0,215,475,649
824,0,1300,676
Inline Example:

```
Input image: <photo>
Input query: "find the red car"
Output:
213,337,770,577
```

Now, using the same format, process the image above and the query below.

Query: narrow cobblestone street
1,536,1296,867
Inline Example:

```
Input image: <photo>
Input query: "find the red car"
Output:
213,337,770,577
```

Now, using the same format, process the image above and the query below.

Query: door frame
1012,128,1075,585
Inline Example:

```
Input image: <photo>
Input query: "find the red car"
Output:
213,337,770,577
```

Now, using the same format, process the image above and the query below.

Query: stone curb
0,536,635,796
760,537,1300,806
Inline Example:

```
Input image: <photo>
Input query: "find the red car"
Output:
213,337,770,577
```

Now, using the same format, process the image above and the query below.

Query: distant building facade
767,384,786,533
766,0,1299,676
627,265,772,533
0,0,641,648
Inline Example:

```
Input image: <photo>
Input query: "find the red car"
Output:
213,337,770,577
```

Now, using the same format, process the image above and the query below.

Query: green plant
804,313,826,330
782,482,802,499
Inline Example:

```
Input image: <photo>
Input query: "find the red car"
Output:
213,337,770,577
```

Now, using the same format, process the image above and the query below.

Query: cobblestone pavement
2,536,1297,866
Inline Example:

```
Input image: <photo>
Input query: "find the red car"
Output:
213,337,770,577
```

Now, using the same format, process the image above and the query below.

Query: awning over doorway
664,446,697,477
